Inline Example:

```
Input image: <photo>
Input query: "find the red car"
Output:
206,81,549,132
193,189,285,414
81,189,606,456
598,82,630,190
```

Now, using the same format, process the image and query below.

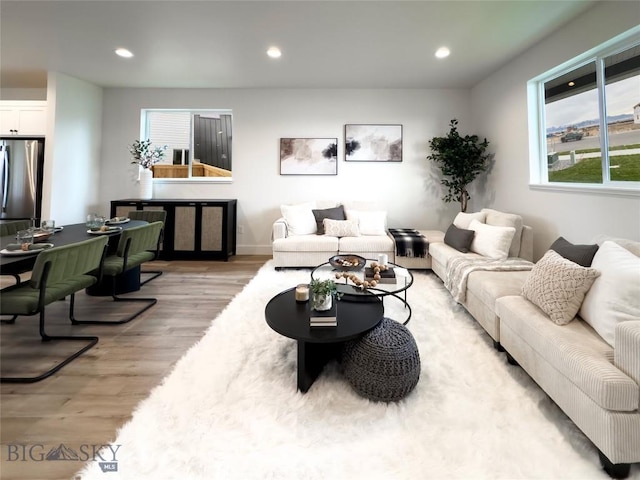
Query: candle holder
295,284,309,303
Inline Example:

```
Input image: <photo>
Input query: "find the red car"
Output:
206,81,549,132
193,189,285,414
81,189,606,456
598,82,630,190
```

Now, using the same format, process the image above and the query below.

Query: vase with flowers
128,140,168,199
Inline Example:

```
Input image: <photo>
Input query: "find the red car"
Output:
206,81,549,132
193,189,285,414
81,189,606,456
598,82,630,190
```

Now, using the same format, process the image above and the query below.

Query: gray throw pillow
312,205,346,235
444,224,475,253
549,236,599,267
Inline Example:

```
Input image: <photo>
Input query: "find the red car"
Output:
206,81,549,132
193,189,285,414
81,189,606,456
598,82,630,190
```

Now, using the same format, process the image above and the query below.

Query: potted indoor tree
309,278,341,311
427,119,491,212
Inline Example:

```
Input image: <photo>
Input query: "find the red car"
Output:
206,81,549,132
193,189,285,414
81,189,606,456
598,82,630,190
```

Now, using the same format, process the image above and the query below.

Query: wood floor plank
0,255,269,480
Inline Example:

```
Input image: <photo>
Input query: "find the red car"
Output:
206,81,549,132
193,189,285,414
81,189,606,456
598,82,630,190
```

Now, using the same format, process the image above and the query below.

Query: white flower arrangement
128,139,168,169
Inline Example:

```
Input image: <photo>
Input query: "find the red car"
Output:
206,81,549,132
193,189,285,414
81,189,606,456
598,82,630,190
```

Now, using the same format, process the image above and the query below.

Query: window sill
529,183,640,197
153,177,233,185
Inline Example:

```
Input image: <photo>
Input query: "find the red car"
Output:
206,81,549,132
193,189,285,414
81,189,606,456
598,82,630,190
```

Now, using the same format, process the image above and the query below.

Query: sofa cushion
453,211,487,229
497,295,639,412
272,234,339,252
481,208,523,258
521,250,600,326
345,210,387,236
468,219,515,260
444,224,475,253
550,236,599,267
312,205,346,235
339,235,394,254
323,219,360,237
467,269,531,311
281,202,317,236
579,241,640,347
429,242,483,268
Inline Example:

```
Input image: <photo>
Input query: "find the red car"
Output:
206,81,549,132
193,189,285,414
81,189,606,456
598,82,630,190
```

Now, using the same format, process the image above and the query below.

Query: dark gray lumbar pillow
444,224,475,253
549,236,599,267
312,205,346,235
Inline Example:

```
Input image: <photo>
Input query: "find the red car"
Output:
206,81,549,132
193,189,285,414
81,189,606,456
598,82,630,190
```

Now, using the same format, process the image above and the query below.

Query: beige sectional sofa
425,209,640,478
427,208,534,348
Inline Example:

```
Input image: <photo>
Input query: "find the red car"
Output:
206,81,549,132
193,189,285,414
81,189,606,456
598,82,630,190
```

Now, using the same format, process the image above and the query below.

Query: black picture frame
344,124,403,162
279,138,338,175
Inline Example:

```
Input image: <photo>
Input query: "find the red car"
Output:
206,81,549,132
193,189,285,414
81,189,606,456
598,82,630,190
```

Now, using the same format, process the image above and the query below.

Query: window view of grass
549,154,640,183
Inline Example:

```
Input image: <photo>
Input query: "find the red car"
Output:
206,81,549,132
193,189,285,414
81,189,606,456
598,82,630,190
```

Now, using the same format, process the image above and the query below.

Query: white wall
100,88,472,254
471,1,640,259
0,88,47,101
43,72,103,224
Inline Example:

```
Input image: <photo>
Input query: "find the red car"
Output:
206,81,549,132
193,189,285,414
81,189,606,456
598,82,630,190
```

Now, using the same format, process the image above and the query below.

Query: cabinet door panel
201,206,223,251
174,206,196,251
18,108,47,134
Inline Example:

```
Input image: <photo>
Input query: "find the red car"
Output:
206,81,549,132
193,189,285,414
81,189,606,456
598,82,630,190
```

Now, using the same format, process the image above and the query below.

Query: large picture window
529,28,640,192
142,109,232,181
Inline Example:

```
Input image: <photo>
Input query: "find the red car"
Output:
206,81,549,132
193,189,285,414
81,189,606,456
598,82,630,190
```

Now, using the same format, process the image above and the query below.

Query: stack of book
364,267,396,284
310,303,337,327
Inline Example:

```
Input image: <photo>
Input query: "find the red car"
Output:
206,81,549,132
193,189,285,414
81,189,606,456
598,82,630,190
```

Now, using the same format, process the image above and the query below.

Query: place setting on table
0,214,146,273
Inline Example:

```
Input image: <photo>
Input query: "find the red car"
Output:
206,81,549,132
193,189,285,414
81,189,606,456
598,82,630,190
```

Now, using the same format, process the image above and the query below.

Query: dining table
0,220,148,295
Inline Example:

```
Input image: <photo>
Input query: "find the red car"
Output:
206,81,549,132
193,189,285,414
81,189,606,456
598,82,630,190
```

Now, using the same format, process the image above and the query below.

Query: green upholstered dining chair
0,236,109,383
72,221,163,325
128,210,167,285
0,219,32,237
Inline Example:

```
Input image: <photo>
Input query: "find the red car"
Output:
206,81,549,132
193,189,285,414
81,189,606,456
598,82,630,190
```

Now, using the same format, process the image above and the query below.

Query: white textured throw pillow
579,241,640,347
323,219,360,238
481,208,524,258
468,219,515,260
522,250,600,326
345,210,387,236
280,202,317,236
453,211,487,229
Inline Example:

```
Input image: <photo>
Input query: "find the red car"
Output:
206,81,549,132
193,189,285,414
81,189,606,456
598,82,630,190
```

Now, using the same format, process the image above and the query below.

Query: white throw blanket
445,256,534,303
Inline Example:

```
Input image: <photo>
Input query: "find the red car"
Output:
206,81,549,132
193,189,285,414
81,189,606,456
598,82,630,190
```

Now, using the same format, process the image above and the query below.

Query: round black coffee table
265,287,383,393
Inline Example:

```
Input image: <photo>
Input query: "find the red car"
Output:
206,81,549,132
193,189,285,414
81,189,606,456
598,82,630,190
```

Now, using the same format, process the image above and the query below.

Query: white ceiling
0,0,597,90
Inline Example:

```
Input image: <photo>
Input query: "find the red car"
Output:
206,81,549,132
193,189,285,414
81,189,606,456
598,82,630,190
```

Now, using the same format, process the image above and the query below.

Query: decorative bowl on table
32,230,52,243
329,254,366,271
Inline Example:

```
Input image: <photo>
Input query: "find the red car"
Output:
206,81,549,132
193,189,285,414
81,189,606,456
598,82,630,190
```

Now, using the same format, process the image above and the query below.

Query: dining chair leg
140,269,163,286
1,315,18,324
70,278,157,325
1,299,99,384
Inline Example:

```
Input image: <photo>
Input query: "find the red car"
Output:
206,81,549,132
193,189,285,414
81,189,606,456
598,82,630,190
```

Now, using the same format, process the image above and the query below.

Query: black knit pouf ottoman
342,317,420,402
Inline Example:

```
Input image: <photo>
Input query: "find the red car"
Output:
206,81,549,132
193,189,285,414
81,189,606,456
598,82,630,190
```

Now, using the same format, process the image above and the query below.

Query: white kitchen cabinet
0,101,47,135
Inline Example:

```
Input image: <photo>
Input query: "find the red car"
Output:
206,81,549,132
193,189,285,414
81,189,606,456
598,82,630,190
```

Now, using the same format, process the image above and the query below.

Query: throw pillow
522,249,600,326
312,205,346,235
453,211,487,229
481,208,524,258
323,219,360,238
468,219,516,260
549,236,599,267
345,210,387,236
444,224,475,253
280,202,317,236
579,241,640,347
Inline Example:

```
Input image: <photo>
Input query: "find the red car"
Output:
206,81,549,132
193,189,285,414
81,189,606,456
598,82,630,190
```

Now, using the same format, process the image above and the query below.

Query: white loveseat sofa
272,201,395,269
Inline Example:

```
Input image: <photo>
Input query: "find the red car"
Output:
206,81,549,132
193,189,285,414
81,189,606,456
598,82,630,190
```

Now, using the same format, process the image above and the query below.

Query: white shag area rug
79,261,640,480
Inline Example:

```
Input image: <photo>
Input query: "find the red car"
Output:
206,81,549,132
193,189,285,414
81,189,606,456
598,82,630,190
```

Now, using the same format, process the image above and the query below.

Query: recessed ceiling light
435,47,450,59
115,48,134,58
267,46,282,59
568,81,575,87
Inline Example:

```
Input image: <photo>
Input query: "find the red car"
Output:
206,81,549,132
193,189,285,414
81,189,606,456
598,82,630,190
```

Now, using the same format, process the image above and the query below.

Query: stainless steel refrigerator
0,137,45,221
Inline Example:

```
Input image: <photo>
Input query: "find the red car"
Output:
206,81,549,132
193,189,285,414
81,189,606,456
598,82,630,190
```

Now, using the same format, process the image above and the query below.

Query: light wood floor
0,256,270,480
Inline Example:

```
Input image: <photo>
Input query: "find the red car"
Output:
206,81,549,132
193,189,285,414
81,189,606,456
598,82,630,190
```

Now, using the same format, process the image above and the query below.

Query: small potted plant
309,278,342,311
128,139,168,199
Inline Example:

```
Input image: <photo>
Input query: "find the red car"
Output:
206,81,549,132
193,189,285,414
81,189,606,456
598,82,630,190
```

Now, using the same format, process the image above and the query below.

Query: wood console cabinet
110,199,237,260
